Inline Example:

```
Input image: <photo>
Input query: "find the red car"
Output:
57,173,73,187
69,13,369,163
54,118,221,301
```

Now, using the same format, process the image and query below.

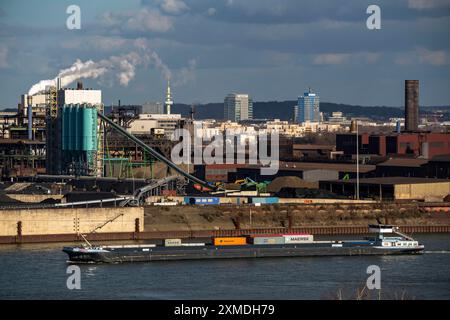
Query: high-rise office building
293,105,299,123
296,89,320,123
224,93,253,121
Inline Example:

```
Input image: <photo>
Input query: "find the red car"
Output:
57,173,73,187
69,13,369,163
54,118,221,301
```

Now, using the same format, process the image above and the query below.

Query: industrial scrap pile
266,176,318,193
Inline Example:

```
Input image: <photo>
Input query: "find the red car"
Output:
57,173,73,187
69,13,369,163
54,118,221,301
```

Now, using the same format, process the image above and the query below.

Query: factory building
336,132,450,159
46,81,103,176
127,113,183,138
425,155,450,179
320,177,450,201
0,111,18,139
374,158,428,178
227,162,375,183
0,139,45,178
15,93,46,141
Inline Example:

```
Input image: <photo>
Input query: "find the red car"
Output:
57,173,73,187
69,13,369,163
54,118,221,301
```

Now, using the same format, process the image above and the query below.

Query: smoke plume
27,42,172,96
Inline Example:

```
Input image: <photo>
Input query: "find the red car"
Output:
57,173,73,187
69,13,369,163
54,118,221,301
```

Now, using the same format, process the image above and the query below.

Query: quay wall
0,202,449,244
0,207,144,236
144,202,450,231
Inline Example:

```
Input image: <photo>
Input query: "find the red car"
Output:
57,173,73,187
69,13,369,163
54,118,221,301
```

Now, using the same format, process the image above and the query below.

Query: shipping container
251,236,285,245
229,191,258,196
164,238,182,246
213,237,247,246
282,234,314,243
153,201,178,206
250,197,279,204
181,243,206,247
187,197,220,205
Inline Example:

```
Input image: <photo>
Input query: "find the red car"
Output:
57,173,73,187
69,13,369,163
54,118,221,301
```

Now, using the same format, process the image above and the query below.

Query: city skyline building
224,93,253,122
296,88,320,123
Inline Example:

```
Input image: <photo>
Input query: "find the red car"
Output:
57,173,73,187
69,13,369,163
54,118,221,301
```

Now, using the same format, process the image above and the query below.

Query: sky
0,0,450,108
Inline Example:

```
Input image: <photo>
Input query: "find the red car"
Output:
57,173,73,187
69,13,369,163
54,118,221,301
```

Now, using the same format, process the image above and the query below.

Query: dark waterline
0,234,449,300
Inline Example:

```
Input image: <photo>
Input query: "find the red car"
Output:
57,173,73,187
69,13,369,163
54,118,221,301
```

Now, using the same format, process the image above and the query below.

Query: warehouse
228,162,375,183
375,158,428,178
319,177,450,201
424,155,450,179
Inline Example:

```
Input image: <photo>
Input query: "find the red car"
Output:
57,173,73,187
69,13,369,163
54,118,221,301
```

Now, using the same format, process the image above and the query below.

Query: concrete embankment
143,202,450,231
0,207,143,243
0,202,449,244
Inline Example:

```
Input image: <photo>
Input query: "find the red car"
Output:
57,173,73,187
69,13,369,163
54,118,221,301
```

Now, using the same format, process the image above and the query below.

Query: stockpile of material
0,193,23,205
267,176,318,193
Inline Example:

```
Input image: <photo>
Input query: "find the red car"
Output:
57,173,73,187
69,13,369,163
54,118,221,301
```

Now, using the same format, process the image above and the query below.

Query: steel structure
122,175,184,206
97,111,217,191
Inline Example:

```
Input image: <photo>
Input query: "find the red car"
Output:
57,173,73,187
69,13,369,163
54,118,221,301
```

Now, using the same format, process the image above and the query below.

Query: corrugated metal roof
324,177,450,185
377,158,428,167
239,162,376,173
429,155,450,162
278,162,375,173
293,144,334,150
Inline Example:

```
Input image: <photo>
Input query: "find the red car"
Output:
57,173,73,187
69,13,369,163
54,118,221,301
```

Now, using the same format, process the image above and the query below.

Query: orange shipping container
213,237,247,246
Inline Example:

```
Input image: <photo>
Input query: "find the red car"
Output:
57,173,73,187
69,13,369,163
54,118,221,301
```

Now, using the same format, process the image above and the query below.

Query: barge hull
64,244,424,264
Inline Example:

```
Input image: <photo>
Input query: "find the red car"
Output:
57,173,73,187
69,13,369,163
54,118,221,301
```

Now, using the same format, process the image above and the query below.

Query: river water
0,234,449,300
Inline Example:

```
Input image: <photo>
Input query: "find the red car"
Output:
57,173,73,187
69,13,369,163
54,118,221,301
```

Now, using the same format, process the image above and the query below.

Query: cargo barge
63,224,424,263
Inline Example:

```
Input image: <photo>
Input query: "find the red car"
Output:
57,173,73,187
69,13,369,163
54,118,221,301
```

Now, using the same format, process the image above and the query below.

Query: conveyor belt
97,111,216,191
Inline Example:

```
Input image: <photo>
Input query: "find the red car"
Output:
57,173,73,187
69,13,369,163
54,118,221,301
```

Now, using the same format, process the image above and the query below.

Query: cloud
417,48,450,65
159,0,189,14
206,8,217,16
312,52,381,65
408,0,450,10
313,53,349,65
61,36,129,51
27,40,176,95
173,58,196,86
100,8,173,32
28,52,143,95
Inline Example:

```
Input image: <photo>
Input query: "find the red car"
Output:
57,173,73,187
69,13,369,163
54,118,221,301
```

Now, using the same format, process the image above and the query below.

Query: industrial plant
0,77,449,246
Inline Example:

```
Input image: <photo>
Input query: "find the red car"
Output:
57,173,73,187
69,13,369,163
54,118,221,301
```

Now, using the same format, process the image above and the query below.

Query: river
0,233,449,299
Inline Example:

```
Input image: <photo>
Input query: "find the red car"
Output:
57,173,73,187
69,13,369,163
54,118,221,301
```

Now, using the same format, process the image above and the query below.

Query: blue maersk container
250,197,279,204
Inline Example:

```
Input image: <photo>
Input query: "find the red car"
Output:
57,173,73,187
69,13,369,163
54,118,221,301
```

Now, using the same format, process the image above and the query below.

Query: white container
164,238,182,246
283,234,314,244
252,237,285,245
181,243,205,246
153,201,178,206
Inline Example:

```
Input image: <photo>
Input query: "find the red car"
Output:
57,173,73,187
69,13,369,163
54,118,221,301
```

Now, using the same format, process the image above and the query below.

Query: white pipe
356,120,359,200
27,95,33,140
